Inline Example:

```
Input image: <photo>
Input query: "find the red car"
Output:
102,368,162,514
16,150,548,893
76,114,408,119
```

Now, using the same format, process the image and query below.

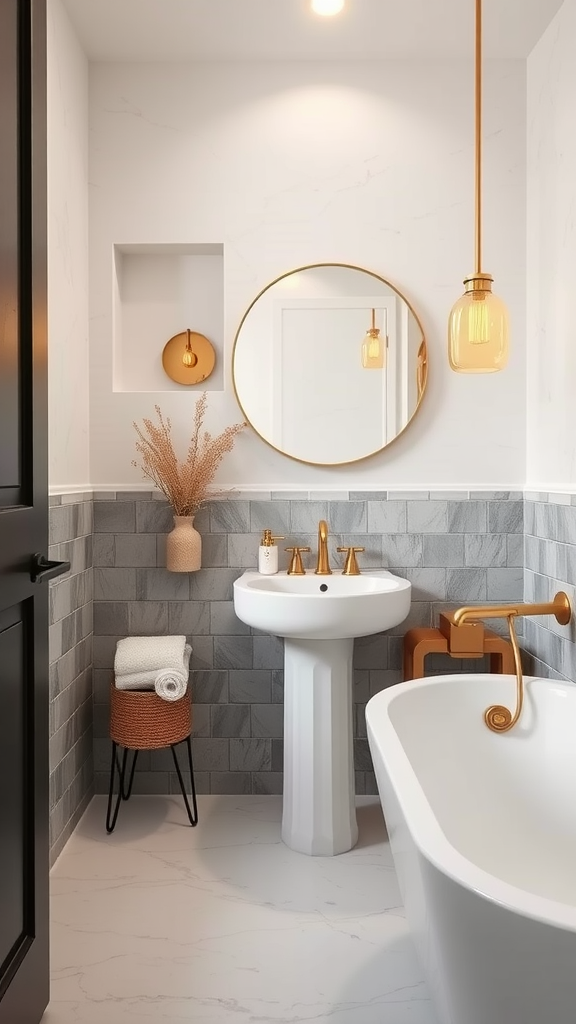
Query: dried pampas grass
133,394,245,515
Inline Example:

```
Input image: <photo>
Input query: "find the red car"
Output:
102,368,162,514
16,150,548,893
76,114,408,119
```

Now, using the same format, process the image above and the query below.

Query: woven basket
110,684,191,749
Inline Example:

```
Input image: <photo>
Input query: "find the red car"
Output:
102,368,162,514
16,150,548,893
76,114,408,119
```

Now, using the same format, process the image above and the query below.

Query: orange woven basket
109,684,191,750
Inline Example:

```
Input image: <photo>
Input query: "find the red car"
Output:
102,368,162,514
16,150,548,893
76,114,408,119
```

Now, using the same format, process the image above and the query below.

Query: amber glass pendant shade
448,276,509,373
361,309,385,369
449,0,510,373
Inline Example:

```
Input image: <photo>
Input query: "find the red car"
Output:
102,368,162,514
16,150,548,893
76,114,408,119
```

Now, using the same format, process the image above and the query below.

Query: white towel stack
114,636,191,702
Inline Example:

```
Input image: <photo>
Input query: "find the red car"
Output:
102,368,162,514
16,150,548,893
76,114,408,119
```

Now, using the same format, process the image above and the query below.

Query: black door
0,1,51,1021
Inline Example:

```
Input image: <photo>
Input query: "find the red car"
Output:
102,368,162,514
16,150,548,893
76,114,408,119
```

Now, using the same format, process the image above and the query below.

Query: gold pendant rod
474,0,482,276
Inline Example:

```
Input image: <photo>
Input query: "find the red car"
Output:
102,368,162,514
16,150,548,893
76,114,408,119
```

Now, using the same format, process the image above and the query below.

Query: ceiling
61,0,563,62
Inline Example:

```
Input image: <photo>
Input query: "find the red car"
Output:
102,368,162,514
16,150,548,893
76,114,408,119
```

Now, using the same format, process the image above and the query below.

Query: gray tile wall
524,494,576,680
48,494,94,863
92,489,523,796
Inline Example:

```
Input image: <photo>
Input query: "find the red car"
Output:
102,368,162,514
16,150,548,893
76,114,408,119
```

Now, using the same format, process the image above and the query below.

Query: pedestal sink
233,570,411,856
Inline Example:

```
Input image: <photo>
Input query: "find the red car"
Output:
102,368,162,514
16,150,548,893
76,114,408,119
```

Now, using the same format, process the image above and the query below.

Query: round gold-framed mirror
232,263,427,467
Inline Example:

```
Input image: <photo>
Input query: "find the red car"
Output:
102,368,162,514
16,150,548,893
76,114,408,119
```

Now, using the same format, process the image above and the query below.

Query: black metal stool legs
106,736,198,833
105,743,139,834
170,736,198,826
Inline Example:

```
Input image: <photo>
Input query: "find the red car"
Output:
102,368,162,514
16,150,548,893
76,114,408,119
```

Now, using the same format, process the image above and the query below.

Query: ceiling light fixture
448,0,509,373
311,0,345,16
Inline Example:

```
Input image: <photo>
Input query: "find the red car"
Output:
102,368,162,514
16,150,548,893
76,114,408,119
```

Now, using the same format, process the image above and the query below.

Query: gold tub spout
315,520,332,576
452,592,572,733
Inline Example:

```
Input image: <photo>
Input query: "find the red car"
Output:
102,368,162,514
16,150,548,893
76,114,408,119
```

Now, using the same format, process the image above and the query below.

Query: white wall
47,0,90,490
89,59,527,489
527,0,576,491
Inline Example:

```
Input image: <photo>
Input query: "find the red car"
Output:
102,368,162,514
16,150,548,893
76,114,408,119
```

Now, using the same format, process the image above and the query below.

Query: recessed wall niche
112,243,224,392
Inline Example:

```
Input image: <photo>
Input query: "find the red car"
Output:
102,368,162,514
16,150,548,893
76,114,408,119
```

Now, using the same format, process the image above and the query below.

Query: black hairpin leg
170,736,198,826
106,743,139,833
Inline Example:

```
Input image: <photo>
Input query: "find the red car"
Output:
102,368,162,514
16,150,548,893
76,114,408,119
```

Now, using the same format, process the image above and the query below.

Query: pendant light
361,309,385,369
182,329,198,369
448,0,509,373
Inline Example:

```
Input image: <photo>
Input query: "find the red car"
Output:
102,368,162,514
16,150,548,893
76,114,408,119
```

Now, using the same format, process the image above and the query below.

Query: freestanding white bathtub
366,673,576,1024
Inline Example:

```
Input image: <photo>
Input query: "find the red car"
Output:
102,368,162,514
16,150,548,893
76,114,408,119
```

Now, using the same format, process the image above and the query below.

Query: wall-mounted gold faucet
315,520,332,575
453,592,572,733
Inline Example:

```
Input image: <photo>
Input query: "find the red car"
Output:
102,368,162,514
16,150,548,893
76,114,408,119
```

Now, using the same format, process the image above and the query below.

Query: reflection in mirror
232,264,427,466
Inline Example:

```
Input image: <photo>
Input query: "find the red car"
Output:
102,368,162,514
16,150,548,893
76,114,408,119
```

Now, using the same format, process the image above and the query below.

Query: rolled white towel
155,644,192,702
114,669,157,691
114,635,186,677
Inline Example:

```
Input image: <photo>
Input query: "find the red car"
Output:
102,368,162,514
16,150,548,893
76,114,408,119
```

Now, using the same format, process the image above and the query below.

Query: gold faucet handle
285,546,310,575
337,546,365,576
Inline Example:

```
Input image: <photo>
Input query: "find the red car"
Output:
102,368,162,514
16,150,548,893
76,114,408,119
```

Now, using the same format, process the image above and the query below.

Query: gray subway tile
354,739,373,772
382,534,423,568
422,535,465,568
210,601,251,636
136,568,189,601
367,501,406,534
353,634,388,671
190,637,214,669
350,491,387,501
445,568,487,602
251,704,283,738
271,738,284,772
486,568,524,601
200,534,228,568
136,501,173,534
230,738,271,772
191,704,211,738
94,501,135,533
328,501,367,533
290,501,328,533
253,635,284,670
116,490,153,501
168,601,210,636
210,501,250,533
252,772,283,794
49,505,73,545
407,501,448,533
94,602,129,636
229,670,272,703
271,670,284,703
192,738,230,771
447,501,487,533
228,534,260,569
210,772,252,795
211,705,250,738
465,534,508,568
127,601,170,636
190,568,241,601
114,534,157,567
93,534,115,568
93,568,137,601
250,500,290,536
488,500,523,534
404,568,447,602
214,636,253,670
191,671,229,704
332,534,382,570
507,534,524,568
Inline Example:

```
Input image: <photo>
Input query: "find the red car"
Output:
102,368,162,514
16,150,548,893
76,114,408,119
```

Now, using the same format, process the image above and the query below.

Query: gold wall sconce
448,0,510,373
162,329,216,385
361,308,386,369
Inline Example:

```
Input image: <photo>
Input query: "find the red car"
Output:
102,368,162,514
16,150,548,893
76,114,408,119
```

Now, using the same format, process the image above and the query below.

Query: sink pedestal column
282,637,358,856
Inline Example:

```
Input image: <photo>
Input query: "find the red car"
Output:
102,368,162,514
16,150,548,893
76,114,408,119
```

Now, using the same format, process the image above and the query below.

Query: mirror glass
232,264,427,466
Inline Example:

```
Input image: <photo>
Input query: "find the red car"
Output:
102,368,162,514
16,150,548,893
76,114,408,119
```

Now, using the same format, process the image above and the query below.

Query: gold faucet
315,520,332,575
453,592,571,733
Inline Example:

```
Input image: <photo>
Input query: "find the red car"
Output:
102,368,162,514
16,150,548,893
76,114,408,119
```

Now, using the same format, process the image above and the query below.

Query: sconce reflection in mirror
362,308,387,369
232,263,428,467
162,329,216,386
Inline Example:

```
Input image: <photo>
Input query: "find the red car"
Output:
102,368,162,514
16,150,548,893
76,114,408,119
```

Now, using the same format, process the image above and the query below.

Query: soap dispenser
258,529,284,575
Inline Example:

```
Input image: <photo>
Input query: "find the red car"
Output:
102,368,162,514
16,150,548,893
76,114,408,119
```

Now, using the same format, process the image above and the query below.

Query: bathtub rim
366,673,576,934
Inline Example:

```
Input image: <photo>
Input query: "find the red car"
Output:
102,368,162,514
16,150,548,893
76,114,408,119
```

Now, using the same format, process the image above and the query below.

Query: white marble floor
45,796,438,1024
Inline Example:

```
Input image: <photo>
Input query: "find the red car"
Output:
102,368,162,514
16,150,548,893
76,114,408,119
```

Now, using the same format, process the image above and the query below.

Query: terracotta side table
403,610,516,681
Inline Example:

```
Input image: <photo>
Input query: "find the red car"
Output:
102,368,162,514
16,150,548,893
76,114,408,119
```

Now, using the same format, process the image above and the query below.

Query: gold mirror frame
232,263,428,467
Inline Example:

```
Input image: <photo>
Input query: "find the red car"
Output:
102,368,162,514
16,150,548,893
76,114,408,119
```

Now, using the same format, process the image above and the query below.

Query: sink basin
233,567,412,858
233,570,411,640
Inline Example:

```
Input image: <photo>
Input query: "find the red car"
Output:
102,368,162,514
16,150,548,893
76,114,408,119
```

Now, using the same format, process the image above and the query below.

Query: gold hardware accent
361,309,386,369
162,329,216,385
453,593,572,733
315,520,332,575
448,0,509,373
261,530,284,547
285,546,310,575
337,546,364,575
231,263,428,467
